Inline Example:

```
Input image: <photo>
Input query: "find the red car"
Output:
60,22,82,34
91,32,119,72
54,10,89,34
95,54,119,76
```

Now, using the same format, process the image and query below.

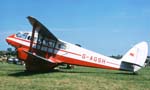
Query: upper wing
27,16,58,41
27,16,58,53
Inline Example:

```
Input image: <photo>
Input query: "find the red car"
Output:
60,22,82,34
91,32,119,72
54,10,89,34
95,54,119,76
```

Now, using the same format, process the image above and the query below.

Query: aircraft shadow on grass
60,70,138,75
8,69,138,77
8,69,59,77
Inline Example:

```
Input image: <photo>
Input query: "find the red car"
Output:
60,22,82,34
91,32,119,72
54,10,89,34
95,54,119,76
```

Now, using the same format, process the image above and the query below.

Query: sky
0,0,150,56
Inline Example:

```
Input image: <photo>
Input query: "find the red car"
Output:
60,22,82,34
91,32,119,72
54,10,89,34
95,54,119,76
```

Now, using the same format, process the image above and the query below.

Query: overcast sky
0,0,150,56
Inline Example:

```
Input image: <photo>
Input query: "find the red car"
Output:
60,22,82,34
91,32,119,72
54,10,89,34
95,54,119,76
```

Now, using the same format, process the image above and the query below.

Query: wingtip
27,16,33,19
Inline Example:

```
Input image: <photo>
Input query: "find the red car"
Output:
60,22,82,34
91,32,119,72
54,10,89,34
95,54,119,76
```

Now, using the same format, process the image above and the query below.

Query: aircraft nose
6,34,22,48
6,37,11,45
5,34,15,45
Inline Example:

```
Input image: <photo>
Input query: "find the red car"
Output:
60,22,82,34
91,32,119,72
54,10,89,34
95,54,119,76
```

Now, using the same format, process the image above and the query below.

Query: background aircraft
6,16,148,73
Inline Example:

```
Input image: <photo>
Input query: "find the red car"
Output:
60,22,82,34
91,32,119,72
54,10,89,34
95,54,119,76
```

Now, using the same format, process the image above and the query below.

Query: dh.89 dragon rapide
6,16,148,73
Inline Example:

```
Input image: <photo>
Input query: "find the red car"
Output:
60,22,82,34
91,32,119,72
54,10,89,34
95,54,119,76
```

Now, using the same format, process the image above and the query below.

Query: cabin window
34,37,37,42
58,43,66,49
49,40,55,48
37,38,42,44
37,35,43,44
43,40,48,46
42,38,49,46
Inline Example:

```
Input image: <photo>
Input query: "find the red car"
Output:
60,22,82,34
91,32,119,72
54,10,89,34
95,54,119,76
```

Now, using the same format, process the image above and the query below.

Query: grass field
0,63,150,90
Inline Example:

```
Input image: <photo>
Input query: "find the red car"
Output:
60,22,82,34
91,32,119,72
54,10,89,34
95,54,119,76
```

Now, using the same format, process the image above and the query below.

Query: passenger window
58,43,66,49
37,38,42,44
34,37,37,42
49,40,55,48
43,40,47,45
37,35,43,44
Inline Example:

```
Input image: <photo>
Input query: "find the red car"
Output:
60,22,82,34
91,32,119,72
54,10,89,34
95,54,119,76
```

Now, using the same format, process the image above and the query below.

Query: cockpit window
16,32,22,38
27,36,31,40
27,36,37,42
16,32,28,39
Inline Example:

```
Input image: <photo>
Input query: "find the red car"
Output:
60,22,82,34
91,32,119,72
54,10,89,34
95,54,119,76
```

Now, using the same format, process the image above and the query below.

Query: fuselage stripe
8,36,81,57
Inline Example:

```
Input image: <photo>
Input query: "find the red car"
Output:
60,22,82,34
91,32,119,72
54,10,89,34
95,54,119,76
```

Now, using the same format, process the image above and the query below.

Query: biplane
6,16,148,73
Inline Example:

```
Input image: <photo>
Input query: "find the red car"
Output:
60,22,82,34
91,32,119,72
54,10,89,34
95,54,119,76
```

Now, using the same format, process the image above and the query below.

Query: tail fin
120,42,148,72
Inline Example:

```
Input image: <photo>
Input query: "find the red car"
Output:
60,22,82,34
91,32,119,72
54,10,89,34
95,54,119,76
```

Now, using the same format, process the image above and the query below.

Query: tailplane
120,42,148,72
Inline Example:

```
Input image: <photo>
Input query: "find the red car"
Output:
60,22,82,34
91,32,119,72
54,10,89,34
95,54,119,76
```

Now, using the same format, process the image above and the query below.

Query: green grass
0,63,150,90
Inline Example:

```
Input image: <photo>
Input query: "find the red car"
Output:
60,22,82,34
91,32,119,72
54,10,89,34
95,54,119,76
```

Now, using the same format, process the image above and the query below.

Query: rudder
120,41,148,72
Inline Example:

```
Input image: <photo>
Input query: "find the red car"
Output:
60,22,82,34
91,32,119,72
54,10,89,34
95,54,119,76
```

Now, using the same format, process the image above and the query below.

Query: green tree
7,48,12,52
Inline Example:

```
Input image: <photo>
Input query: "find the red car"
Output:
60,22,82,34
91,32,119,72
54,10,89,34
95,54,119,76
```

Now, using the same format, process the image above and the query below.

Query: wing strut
29,22,36,52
